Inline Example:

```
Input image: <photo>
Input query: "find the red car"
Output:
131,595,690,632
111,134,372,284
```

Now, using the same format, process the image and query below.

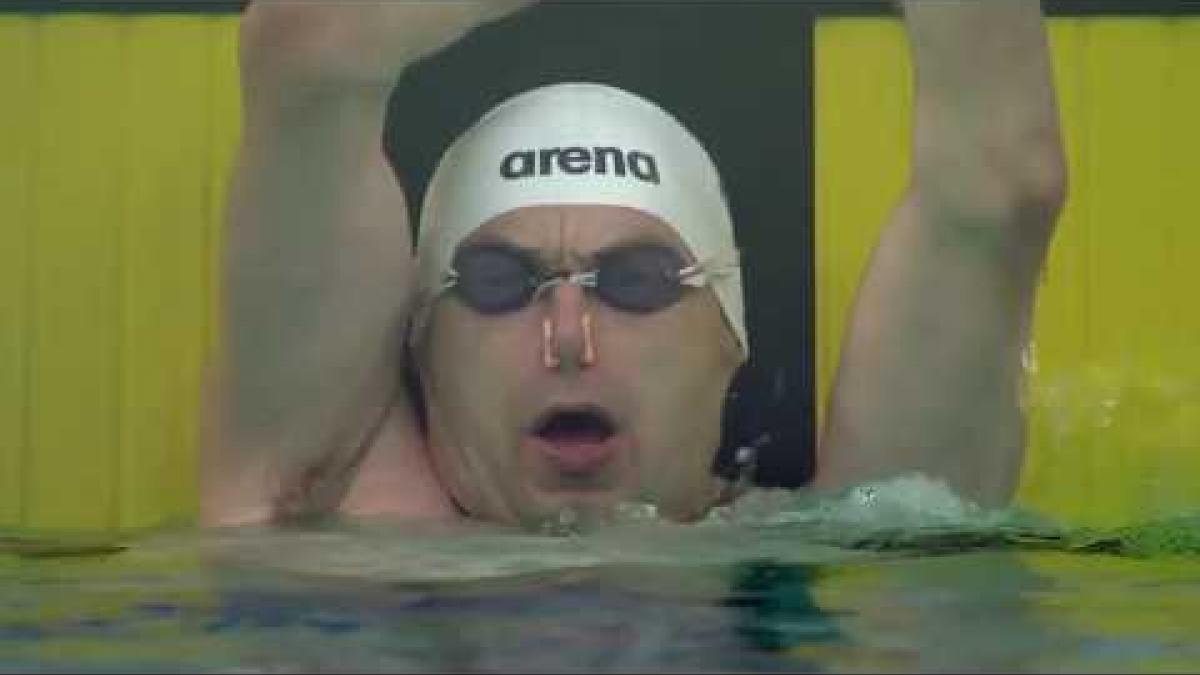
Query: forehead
462,205,690,257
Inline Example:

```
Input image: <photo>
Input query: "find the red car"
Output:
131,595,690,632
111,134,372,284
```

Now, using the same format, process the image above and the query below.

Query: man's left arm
815,0,1067,505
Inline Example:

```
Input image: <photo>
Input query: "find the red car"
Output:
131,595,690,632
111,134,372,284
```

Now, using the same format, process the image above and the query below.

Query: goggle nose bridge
531,270,599,302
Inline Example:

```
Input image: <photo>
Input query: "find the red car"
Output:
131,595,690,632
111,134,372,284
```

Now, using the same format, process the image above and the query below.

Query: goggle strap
678,249,740,287
678,264,708,287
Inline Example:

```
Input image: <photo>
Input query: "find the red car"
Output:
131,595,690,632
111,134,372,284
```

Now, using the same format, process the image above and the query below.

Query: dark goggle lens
594,245,687,313
450,244,690,314
451,245,536,314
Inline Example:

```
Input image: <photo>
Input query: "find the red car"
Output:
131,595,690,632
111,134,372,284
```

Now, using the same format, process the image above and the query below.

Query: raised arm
201,1,534,526
816,1,1067,505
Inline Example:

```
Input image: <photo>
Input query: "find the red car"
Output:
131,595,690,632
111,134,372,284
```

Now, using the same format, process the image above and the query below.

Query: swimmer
201,1,1066,529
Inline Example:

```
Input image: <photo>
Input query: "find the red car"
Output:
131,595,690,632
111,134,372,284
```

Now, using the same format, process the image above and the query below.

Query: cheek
605,300,737,399
600,301,739,469
421,308,538,500
426,305,538,405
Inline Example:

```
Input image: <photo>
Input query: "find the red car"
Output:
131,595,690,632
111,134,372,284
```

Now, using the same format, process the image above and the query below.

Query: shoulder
340,403,461,521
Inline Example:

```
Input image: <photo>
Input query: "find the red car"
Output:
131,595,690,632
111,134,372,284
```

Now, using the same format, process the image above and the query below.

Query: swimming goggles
438,242,739,315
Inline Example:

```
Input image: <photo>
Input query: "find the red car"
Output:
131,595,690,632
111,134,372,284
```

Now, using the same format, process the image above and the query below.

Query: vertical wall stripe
814,17,912,428
112,15,239,529
27,15,123,531
116,16,209,529
0,17,35,527
815,17,1200,528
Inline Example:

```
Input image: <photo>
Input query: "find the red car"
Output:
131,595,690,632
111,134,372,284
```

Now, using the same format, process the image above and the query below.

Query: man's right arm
201,1,533,526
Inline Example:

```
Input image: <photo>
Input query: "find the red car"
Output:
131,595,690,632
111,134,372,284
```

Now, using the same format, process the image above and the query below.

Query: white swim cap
415,82,748,357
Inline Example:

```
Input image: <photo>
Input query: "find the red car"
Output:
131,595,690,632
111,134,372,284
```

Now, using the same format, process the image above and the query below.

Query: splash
526,474,1074,554
706,473,1069,553
533,501,663,536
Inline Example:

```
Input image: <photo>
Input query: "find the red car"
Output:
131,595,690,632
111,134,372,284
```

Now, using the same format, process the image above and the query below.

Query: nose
541,281,597,371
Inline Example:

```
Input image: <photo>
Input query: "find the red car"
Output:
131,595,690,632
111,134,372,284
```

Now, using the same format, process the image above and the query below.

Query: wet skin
414,205,743,528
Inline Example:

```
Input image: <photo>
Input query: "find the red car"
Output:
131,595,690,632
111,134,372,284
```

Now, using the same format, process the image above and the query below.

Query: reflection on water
3,475,1200,672
724,560,840,658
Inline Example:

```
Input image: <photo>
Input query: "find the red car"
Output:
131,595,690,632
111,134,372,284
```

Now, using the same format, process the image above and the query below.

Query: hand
240,0,538,91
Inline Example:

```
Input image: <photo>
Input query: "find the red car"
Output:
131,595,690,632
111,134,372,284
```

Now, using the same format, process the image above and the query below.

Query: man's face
416,205,742,528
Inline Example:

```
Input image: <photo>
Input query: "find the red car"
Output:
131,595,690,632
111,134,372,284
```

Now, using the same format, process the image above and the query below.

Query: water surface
4,476,1199,673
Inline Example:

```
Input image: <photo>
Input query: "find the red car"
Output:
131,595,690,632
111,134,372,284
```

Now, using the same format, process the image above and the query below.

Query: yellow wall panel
1019,19,1200,526
1,14,240,533
0,17,36,526
816,17,1200,528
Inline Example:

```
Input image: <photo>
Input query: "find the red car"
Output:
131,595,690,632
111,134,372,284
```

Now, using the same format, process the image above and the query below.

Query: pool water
4,477,1200,673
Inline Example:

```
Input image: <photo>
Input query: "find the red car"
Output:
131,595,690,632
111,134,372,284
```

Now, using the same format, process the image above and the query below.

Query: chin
525,486,622,517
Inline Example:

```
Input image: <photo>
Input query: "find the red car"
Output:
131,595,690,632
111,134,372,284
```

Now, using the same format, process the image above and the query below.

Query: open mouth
534,406,616,444
529,405,619,474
